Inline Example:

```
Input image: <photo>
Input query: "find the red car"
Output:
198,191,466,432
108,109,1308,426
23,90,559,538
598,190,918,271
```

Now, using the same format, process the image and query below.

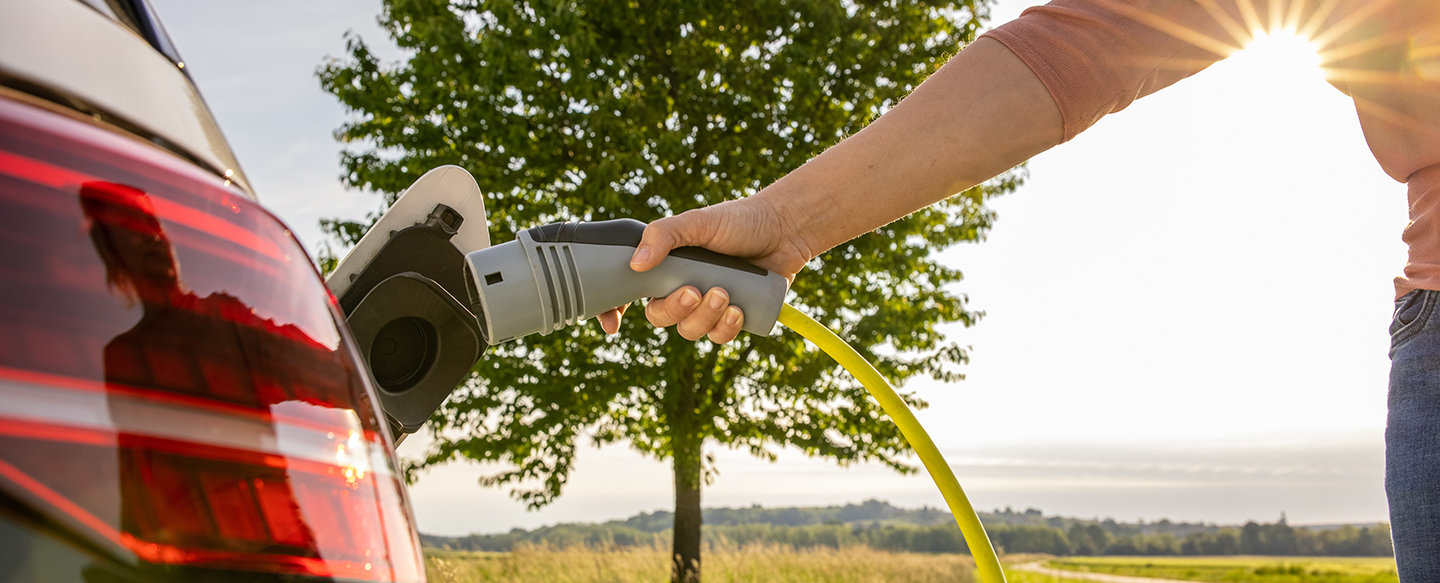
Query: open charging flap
326,165,490,440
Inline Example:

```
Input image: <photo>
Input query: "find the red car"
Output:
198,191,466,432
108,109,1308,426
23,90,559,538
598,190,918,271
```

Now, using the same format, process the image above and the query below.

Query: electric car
0,0,427,580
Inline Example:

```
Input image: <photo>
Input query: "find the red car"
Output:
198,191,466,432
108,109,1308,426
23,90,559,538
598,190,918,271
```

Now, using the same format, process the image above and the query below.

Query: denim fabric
1388,289,1440,581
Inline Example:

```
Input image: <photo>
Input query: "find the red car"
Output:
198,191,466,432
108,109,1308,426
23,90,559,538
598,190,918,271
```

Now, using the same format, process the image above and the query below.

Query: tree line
421,502,1393,557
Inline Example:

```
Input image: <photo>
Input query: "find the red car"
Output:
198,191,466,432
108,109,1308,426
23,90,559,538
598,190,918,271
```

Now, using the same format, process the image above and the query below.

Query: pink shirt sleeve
980,0,1233,142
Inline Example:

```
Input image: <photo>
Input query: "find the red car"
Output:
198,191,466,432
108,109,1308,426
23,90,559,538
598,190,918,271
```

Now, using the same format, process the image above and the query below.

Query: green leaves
320,0,1009,508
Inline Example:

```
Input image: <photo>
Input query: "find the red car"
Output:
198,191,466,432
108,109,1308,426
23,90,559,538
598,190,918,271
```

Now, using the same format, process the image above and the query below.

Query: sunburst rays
1242,28,1323,75
1125,0,1432,86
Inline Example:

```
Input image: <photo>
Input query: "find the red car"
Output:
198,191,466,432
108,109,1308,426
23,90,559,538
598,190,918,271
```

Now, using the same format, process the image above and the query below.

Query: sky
151,0,1407,535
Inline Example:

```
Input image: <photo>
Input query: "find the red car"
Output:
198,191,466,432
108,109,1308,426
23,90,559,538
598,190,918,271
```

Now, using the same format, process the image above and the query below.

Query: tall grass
426,542,979,583
1045,556,1399,583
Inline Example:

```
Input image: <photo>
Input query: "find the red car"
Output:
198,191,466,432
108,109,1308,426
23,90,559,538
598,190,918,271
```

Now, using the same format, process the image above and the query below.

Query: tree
318,0,1015,580
988,524,1071,555
1240,521,1264,554
1180,528,1239,555
1068,523,1113,555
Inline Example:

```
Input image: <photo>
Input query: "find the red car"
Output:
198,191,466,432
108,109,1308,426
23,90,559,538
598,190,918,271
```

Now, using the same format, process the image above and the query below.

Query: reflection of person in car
81,181,181,305
84,180,256,402
80,181,322,557
80,181,328,407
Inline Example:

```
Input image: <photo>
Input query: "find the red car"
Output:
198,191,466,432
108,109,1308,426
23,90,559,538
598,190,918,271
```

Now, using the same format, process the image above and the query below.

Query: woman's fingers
675,288,730,341
645,286,740,342
631,210,712,272
707,306,744,344
645,286,700,328
596,288,743,344
595,303,629,334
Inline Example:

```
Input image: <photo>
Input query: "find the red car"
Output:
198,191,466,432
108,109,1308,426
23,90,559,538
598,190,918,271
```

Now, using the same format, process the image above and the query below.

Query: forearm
757,37,1061,257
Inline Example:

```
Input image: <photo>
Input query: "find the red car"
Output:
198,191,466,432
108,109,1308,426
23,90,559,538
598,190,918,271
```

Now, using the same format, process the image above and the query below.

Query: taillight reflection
0,97,423,581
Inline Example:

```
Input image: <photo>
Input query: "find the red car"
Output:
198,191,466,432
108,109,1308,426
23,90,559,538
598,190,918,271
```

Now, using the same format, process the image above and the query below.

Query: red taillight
0,97,423,582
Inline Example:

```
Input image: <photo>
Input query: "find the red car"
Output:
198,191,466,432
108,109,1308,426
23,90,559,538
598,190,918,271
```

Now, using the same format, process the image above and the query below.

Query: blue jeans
1389,289,1440,580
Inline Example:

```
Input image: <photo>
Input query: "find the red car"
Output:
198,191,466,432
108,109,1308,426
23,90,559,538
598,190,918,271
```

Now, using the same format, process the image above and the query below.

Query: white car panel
0,0,255,198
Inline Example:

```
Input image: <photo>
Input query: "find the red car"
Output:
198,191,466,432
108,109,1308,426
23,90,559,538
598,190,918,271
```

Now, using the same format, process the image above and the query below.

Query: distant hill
614,499,958,531
420,500,1392,557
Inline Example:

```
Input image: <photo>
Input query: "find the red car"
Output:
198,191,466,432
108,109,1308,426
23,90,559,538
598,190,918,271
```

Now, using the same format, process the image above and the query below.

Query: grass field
422,548,1398,583
1044,556,1399,583
425,544,979,583
1005,568,1088,583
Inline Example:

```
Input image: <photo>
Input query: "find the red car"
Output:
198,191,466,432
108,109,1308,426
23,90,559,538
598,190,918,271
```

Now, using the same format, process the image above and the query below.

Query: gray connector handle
464,219,788,343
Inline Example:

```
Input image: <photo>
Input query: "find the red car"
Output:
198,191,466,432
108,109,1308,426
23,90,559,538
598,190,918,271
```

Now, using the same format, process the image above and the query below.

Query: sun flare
1237,28,1324,76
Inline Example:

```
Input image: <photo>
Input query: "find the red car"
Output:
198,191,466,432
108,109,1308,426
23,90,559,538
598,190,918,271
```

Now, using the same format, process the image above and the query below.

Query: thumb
630,212,707,272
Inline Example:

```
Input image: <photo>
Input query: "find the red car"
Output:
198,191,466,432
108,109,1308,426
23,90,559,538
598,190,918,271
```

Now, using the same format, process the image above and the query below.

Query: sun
1235,28,1324,77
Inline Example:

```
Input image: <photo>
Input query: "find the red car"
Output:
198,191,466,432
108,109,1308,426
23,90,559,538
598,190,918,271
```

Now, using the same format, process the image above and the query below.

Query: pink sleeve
980,0,1236,142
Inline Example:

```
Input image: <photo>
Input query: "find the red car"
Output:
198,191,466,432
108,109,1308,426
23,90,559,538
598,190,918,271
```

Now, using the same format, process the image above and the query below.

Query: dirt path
1011,562,1197,583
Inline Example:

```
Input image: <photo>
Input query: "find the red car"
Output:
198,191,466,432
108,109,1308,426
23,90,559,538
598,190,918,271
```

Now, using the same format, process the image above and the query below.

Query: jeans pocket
1391,290,1435,352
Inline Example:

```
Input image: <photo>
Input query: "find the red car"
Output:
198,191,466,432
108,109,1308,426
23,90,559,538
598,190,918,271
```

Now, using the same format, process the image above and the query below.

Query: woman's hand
594,196,811,343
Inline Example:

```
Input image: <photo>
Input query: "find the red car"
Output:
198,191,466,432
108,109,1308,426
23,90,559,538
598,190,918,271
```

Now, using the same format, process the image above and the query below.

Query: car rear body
0,1,426,581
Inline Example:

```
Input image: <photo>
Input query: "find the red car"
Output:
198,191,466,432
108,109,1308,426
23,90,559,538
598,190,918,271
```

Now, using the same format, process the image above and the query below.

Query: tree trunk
671,377,703,583
672,454,702,583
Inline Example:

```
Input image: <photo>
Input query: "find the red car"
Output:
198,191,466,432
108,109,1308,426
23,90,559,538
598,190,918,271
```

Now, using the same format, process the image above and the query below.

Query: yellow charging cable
776,304,1005,583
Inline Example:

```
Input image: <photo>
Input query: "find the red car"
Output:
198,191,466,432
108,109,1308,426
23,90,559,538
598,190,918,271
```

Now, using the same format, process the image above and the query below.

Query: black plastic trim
349,272,485,435
337,212,471,317
670,246,768,276
527,219,768,276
